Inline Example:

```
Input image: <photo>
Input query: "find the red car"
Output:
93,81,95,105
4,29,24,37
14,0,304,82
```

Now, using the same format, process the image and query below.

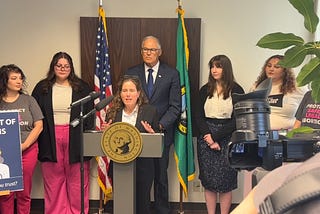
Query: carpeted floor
30,199,238,214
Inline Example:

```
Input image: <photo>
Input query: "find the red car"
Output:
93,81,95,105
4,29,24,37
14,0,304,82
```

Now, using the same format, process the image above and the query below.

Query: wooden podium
83,131,164,214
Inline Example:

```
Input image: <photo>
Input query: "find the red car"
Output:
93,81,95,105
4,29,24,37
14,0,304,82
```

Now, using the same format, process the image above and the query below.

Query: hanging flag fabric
174,7,196,197
94,5,113,203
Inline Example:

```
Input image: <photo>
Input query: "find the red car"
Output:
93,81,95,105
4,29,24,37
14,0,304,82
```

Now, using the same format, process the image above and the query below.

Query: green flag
174,7,195,197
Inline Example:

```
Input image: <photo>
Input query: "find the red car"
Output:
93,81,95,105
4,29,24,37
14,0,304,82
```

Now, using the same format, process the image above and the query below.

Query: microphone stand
79,104,85,214
71,105,97,214
69,102,86,214
70,97,112,214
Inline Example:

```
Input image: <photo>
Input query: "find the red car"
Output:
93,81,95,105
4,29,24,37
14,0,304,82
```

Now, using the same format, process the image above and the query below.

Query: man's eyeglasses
55,64,71,70
141,48,160,54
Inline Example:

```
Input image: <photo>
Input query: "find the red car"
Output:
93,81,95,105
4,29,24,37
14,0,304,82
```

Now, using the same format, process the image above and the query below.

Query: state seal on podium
101,122,142,163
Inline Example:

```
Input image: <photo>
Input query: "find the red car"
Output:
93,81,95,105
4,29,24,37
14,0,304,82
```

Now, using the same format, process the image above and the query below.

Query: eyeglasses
55,64,70,70
141,48,160,54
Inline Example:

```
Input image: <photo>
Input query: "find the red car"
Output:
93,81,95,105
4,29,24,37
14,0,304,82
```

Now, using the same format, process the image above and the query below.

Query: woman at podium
102,75,159,214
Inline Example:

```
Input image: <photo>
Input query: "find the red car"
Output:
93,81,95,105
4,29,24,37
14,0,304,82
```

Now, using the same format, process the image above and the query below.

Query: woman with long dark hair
0,64,43,214
32,52,94,214
195,55,245,214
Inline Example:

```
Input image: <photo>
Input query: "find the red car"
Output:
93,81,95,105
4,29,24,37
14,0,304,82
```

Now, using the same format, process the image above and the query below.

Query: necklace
3,93,19,103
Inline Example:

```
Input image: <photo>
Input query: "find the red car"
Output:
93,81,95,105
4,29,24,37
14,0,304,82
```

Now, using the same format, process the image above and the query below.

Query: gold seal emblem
101,122,142,163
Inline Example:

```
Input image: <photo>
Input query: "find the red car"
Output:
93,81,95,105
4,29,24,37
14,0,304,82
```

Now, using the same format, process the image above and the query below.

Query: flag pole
178,185,184,214
177,1,185,213
98,0,103,208
99,190,104,214
178,2,184,213
177,0,182,9
97,2,104,214
97,0,112,214
98,1,103,213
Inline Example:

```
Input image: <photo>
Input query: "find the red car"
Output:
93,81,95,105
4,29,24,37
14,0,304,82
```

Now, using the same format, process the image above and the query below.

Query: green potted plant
257,0,320,102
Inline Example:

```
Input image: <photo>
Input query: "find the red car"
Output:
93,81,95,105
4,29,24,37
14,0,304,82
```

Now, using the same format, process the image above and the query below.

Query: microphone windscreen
95,95,114,111
90,91,101,99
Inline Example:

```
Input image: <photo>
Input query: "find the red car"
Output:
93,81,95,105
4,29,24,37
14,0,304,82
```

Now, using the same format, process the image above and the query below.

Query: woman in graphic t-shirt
0,64,43,214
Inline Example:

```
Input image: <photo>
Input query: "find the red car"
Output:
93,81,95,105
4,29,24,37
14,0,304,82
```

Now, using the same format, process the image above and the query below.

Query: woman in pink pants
0,64,43,214
32,52,94,214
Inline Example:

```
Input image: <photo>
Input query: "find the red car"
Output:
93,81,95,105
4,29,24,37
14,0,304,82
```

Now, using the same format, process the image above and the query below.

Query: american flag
94,5,113,203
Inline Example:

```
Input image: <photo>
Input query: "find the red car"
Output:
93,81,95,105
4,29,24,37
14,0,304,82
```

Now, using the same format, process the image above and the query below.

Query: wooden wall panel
80,17,201,135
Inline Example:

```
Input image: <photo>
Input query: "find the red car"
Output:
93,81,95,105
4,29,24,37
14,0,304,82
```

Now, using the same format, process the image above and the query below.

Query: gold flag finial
177,0,182,9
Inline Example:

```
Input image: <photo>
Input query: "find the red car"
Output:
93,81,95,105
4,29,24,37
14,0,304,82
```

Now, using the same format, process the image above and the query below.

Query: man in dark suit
126,35,181,214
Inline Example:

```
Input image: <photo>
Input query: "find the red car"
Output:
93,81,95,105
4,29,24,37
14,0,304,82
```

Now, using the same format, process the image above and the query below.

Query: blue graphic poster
0,111,23,192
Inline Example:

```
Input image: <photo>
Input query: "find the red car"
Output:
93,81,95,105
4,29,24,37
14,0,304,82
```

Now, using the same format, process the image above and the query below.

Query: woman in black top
103,75,159,214
32,52,94,214
195,55,245,214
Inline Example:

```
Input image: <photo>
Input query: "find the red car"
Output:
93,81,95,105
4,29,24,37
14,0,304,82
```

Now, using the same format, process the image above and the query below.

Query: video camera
228,78,320,171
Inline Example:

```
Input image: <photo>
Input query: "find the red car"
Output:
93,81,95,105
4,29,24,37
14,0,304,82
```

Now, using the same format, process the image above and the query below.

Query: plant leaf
305,42,320,58
311,80,320,103
289,0,319,33
278,45,308,68
256,32,304,49
286,126,314,138
296,57,320,86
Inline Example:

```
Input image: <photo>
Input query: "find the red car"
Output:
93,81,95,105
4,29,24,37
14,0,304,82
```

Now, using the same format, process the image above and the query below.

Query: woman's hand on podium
101,119,112,130
141,121,155,133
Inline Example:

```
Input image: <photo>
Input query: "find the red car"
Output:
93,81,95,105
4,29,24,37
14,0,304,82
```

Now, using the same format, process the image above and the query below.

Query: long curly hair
255,55,296,94
105,75,148,122
207,55,236,99
0,64,27,100
39,52,83,94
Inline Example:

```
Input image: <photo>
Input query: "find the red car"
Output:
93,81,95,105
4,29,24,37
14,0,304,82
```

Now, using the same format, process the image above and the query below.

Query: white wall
0,0,311,203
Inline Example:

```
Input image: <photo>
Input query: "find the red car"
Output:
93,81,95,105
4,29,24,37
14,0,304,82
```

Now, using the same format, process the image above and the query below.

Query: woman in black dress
195,55,244,214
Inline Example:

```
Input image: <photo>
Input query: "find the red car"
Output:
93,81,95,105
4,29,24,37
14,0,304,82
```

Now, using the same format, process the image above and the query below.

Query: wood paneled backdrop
80,17,201,135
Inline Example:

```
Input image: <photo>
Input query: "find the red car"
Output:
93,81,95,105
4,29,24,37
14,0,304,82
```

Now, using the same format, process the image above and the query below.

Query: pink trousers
0,143,38,214
41,125,90,214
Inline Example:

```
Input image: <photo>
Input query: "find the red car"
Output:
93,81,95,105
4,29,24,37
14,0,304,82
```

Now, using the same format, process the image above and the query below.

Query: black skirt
197,120,238,193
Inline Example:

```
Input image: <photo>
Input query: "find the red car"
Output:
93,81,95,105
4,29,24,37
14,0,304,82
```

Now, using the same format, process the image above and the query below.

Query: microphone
94,95,114,111
70,91,101,108
70,95,114,127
